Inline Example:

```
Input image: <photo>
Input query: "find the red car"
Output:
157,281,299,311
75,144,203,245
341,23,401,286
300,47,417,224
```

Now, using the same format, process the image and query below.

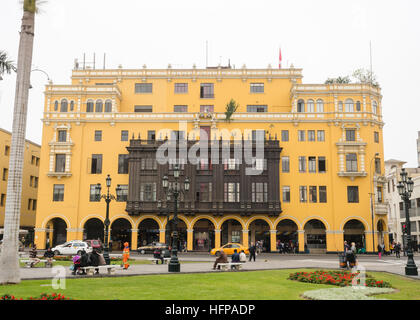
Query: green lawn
0,269,419,300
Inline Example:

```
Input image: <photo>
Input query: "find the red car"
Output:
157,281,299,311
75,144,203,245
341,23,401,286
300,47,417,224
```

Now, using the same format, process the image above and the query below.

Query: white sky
1,0,419,167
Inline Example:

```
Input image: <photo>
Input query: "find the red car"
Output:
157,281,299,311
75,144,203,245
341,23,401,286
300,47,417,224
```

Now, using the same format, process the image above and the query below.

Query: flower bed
1,293,72,300
288,270,392,288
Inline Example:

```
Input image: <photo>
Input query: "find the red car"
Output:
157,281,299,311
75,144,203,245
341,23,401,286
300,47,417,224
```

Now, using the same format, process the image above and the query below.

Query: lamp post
397,168,418,276
96,174,121,265
162,164,190,272
369,153,380,253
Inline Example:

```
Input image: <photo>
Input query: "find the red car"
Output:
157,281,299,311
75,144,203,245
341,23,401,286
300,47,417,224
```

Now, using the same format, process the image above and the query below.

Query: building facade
34,65,387,253
0,128,41,244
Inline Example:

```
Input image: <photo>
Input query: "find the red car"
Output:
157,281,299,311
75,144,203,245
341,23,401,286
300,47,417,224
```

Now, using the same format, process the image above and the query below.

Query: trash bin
339,254,347,269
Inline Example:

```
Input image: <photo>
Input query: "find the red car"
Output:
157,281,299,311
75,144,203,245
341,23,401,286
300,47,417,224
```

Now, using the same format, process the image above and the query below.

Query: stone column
131,229,139,250
298,230,305,253
34,228,46,249
326,231,342,252
214,229,221,249
242,229,249,247
187,229,194,251
365,231,378,253
159,229,166,244
270,230,277,252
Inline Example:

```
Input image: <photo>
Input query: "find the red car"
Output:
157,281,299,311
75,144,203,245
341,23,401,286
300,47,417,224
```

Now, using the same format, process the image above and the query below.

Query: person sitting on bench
29,244,40,268
43,248,55,267
153,248,164,264
213,250,228,270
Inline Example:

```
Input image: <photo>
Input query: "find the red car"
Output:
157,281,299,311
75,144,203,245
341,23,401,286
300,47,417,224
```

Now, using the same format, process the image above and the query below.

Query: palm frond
0,51,17,75
21,0,47,14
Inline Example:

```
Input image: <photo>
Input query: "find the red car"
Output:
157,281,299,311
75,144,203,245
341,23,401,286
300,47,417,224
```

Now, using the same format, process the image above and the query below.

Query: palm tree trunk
0,9,35,284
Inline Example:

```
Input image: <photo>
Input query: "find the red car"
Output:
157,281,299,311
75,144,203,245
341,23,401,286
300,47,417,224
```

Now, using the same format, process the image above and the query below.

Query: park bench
148,257,171,264
216,262,243,271
20,259,56,268
79,265,122,276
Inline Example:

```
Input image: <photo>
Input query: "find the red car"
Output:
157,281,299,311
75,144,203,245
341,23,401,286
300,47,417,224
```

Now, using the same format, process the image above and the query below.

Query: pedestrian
239,250,247,263
29,244,40,268
153,247,164,264
249,242,256,262
395,242,401,259
231,249,240,270
377,244,382,259
213,250,228,270
89,249,100,274
43,247,55,268
72,254,81,275
122,242,130,269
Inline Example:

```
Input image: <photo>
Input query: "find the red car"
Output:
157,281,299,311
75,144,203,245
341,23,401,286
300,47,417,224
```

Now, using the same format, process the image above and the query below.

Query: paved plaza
19,252,420,281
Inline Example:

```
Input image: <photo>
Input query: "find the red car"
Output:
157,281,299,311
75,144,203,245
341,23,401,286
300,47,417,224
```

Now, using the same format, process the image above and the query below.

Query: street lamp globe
184,177,190,191
397,182,405,196
407,177,414,193
173,164,180,178
106,174,111,187
162,175,169,189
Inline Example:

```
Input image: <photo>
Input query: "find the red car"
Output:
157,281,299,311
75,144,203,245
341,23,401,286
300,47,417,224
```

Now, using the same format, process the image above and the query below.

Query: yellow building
0,128,41,243
34,64,387,253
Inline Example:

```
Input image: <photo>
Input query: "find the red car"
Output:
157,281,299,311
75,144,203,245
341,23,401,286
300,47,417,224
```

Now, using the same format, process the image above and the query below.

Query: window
54,101,58,111
200,105,214,113
140,183,157,201
90,184,100,202
317,130,325,142
134,105,153,113
345,99,354,112
196,182,212,202
309,186,317,203
299,156,306,173
0,194,5,206
298,130,305,142
297,100,305,113
4,145,10,156
346,153,358,172
95,100,103,113
356,101,361,112
118,154,129,174
374,132,379,143
318,157,326,173
121,130,129,141
250,83,264,93
60,99,68,112
251,130,265,142
307,99,315,113
29,176,34,187
34,177,38,188
116,185,128,202
55,154,66,173
171,130,185,141
94,130,102,142
338,101,343,112
135,83,153,93
372,101,378,114
58,130,67,142
308,130,316,142
316,99,324,112
28,199,32,210
32,199,37,210
174,83,188,93
148,130,156,141
141,158,157,170
200,83,214,98
105,100,112,112
197,159,212,171
247,105,267,112
252,182,268,203
224,182,240,202
319,186,327,203
53,184,64,202
308,157,316,173
91,154,102,174
224,158,240,170
346,129,356,142
375,158,381,174
377,186,383,203
174,105,188,112
86,100,94,112
282,157,290,173
299,186,307,202
282,186,290,203
347,186,359,203
36,157,39,166
281,130,289,142
2,168,8,181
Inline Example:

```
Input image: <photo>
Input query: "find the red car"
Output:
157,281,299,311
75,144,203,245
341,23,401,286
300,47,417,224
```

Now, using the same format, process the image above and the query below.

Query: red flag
279,48,282,69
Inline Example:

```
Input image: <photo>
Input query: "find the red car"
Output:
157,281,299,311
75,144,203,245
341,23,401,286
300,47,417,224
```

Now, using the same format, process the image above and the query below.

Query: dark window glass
116,185,128,202
86,101,94,112
224,182,240,203
196,182,212,202
375,158,381,174
53,184,64,202
147,130,156,142
346,154,358,172
308,157,316,173
298,130,305,141
374,132,379,143
308,130,316,141
247,105,267,112
121,130,129,141
141,158,157,170
282,157,290,173
252,183,268,203
309,186,317,203
60,100,68,112
91,154,102,174
174,83,188,93
135,83,153,93
105,100,112,112
200,105,214,113
347,186,359,203
95,100,103,112
317,130,325,141
90,184,100,202
94,130,102,141
299,186,307,202
299,156,306,173
346,129,356,142
55,154,66,173
174,105,188,112
281,130,289,142
58,130,67,142
140,183,157,201
134,105,153,112
118,154,129,174
200,83,214,99
282,186,290,203
318,157,326,173
250,83,264,93
319,186,327,203
297,100,305,113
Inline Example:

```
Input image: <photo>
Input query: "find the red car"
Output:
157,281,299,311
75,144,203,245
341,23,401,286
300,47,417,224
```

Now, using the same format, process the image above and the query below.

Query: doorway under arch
83,218,104,243
221,219,243,246
192,219,215,252
304,219,327,254
249,219,270,252
110,218,132,251
343,219,365,251
45,218,67,248
138,218,160,247
276,219,298,253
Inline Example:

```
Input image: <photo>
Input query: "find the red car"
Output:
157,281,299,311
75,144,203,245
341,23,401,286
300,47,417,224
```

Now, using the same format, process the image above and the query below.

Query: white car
51,241,92,255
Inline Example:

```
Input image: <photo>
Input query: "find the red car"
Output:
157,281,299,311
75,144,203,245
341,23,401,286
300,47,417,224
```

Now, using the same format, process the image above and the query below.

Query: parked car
210,243,249,256
137,242,169,254
84,239,103,251
51,241,92,256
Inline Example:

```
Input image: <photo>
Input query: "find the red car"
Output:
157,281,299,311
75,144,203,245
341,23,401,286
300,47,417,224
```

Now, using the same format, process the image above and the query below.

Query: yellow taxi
210,243,249,256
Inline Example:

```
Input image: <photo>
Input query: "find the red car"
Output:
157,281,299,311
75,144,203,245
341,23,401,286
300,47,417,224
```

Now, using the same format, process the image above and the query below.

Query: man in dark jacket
79,250,89,275
29,244,40,267
89,249,100,274
249,243,256,262
231,249,240,270
213,250,228,270
43,248,55,268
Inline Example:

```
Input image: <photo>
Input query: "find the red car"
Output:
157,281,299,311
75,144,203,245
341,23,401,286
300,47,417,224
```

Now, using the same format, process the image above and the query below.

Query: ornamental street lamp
369,153,380,253
162,164,190,272
96,174,122,265
397,168,418,276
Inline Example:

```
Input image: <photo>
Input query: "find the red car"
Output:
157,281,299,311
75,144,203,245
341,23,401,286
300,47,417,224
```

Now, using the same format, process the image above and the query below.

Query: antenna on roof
369,41,373,84
103,53,106,70
206,40,208,68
